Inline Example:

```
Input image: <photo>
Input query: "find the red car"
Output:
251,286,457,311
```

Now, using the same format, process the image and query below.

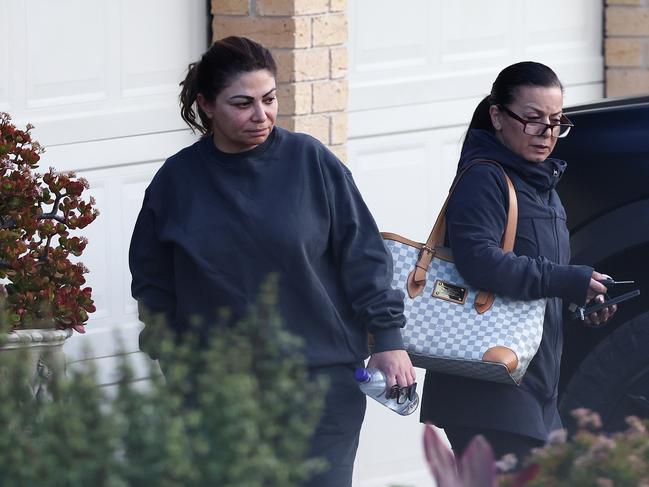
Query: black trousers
443,425,544,465
305,363,366,487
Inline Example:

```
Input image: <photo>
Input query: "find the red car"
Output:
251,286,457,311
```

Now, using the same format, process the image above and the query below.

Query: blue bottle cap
354,368,370,382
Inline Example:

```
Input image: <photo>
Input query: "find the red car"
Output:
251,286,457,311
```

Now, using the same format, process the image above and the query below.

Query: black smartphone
571,289,641,321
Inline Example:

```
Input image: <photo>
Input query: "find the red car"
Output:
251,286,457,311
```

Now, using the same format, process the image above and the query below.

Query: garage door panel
353,397,431,486
121,0,205,97
350,1,603,112
62,325,139,362
7,0,206,148
0,0,9,107
120,175,157,317
352,142,431,238
349,126,465,241
26,0,109,107
68,166,156,330
66,352,155,385
525,3,601,58
63,162,165,360
441,1,513,62
76,180,111,322
350,93,484,140
525,0,598,42
350,0,432,74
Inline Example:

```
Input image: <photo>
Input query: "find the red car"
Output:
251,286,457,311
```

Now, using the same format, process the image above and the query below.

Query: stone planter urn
1,328,73,400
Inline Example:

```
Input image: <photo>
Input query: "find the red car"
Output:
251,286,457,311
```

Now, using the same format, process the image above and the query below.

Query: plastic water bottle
354,367,419,415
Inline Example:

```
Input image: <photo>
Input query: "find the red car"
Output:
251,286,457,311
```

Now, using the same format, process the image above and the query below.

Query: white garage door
1,0,208,388
348,1,603,485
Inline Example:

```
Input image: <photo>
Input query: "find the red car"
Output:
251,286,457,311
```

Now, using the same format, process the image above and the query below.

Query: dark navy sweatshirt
129,127,406,367
421,129,593,440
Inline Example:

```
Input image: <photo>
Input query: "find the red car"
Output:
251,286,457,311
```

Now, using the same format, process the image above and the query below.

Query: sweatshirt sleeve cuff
548,264,593,304
370,326,405,353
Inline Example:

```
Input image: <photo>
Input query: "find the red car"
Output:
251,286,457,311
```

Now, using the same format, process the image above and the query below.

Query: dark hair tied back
466,61,564,135
179,36,277,134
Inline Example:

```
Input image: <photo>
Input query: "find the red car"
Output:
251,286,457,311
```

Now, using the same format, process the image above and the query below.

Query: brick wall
211,0,348,161
605,0,649,96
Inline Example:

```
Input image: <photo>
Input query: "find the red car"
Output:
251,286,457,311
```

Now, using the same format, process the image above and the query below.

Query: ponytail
179,62,205,134
467,95,494,133
461,95,493,154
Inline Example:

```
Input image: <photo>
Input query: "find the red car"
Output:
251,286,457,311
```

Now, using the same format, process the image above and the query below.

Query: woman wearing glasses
420,62,616,463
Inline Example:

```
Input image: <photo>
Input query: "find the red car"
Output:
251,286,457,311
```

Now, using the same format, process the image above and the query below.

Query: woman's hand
584,294,618,327
584,271,618,326
367,350,416,388
586,271,609,301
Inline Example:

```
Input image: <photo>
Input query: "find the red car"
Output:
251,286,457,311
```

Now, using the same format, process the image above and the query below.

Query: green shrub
0,277,326,486
422,407,649,487
520,409,649,487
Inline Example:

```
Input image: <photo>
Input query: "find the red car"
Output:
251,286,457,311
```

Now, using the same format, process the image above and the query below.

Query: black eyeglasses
387,382,417,404
498,105,574,138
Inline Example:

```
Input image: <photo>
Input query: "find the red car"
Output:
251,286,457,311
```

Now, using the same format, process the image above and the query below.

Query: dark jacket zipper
551,202,562,394
537,188,562,398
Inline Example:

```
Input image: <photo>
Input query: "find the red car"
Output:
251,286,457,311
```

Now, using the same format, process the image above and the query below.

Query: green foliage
0,112,98,331
0,277,325,486
0,350,117,487
423,407,649,487
520,409,649,487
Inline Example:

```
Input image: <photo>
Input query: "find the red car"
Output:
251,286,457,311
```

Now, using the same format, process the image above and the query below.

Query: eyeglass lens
523,122,570,138
500,105,572,138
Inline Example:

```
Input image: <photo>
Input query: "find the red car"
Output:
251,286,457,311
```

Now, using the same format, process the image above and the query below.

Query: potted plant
0,111,98,387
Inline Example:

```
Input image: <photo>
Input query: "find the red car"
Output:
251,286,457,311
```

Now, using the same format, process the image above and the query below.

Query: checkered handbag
382,161,545,385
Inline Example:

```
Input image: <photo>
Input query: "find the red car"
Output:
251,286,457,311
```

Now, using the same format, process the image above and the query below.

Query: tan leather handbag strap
407,160,517,313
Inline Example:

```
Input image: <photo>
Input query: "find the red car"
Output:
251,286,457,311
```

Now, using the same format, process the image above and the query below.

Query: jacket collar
458,129,567,191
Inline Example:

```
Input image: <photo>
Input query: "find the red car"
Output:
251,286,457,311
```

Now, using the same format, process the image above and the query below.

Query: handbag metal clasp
418,245,434,259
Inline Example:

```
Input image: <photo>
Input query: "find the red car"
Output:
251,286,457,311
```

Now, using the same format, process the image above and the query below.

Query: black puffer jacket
420,129,592,440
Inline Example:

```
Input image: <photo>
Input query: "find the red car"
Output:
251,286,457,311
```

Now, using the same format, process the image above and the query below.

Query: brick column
211,0,348,161
605,0,649,96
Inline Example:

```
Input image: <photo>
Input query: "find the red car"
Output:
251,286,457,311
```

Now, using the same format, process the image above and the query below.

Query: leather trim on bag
474,291,495,314
482,346,519,373
381,232,423,249
501,173,518,252
415,160,518,299
433,246,453,262
406,269,425,298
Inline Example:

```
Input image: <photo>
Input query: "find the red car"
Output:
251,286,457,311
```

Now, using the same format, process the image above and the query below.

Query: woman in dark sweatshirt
128,36,414,487
420,62,617,463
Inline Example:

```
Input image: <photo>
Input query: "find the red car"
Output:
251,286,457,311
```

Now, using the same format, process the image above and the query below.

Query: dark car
552,95,649,432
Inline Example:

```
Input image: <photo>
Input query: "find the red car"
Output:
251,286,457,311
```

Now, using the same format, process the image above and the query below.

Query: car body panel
552,96,649,395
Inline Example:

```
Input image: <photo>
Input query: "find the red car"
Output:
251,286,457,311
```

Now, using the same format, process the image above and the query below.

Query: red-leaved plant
0,112,98,333
422,424,539,487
